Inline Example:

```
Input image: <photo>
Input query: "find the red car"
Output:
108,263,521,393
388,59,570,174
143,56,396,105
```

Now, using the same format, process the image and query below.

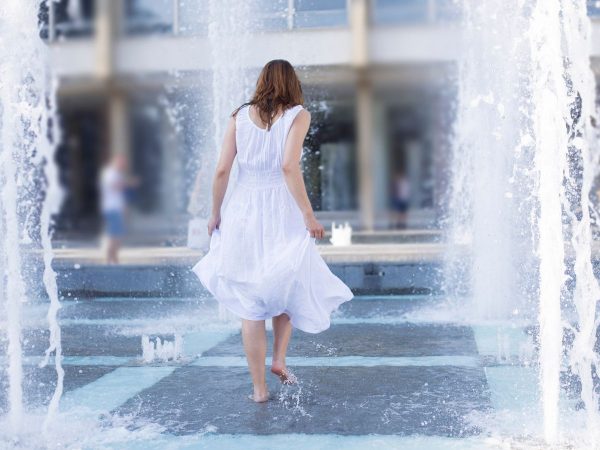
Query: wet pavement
0,295,538,449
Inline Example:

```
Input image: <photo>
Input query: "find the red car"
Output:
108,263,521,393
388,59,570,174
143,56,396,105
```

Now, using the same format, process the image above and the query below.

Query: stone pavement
0,294,539,449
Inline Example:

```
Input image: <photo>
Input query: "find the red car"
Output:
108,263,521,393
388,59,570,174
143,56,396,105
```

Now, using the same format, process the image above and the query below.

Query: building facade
41,0,600,241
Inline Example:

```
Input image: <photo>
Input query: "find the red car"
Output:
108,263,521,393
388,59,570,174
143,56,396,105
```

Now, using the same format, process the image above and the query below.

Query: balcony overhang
49,20,600,85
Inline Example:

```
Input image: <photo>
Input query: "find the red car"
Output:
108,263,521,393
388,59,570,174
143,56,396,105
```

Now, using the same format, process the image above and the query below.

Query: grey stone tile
0,366,115,414
57,298,215,321
5,326,143,357
115,365,490,437
204,324,478,357
335,296,437,318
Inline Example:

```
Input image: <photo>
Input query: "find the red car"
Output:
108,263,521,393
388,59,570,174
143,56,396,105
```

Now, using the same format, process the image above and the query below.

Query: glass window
176,0,347,34
124,0,174,35
302,101,358,212
372,0,462,25
252,0,289,30
295,0,346,11
39,0,95,40
179,1,289,35
294,0,347,28
589,0,600,16
372,0,428,25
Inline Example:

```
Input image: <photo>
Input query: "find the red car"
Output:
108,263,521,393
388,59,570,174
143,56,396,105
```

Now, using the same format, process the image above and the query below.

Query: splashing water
448,0,600,445
0,0,63,435
205,0,256,320
141,334,183,363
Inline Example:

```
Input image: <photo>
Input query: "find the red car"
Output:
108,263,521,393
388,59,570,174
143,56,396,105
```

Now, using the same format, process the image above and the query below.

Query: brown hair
233,59,304,130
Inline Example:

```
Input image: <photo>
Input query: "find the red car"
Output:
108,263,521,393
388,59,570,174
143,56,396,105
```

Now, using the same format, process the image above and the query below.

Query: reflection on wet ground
0,295,540,449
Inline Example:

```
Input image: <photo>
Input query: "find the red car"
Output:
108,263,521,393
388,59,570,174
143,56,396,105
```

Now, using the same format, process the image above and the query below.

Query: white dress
192,104,353,333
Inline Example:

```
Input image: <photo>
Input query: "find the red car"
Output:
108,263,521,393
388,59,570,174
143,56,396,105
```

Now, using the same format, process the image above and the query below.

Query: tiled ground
0,295,538,448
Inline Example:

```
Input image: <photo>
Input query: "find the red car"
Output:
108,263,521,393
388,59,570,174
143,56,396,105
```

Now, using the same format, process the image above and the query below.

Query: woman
193,60,353,403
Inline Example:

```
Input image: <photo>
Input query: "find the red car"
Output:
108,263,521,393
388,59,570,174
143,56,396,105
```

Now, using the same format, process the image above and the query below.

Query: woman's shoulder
233,104,250,125
286,104,309,120
232,103,251,116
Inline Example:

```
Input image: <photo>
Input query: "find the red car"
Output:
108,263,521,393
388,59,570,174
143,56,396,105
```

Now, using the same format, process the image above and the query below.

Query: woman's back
235,104,304,174
193,59,352,404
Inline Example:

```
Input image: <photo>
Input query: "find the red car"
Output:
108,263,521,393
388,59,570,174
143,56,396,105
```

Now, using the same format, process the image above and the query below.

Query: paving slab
0,366,115,413
11,326,143,357
115,365,490,437
55,297,215,321
204,324,479,358
335,295,439,319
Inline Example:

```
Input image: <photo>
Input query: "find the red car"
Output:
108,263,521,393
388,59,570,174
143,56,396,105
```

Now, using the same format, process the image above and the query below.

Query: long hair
233,59,304,130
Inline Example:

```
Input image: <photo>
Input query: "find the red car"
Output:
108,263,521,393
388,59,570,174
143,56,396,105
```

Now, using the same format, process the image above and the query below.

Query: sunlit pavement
0,295,539,449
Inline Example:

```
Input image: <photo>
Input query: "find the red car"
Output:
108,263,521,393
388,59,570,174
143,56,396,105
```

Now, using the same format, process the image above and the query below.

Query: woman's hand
207,215,221,236
304,213,324,240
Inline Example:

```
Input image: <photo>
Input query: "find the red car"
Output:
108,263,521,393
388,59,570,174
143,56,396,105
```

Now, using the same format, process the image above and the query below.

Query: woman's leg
241,319,269,402
106,238,120,264
271,313,294,383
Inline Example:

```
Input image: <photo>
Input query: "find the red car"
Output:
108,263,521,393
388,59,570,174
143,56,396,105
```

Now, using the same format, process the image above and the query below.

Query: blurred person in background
99,154,138,264
392,169,410,229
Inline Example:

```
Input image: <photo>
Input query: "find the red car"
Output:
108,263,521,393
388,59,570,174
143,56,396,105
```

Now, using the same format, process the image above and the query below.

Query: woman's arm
208,116,237,235
282,109,325,239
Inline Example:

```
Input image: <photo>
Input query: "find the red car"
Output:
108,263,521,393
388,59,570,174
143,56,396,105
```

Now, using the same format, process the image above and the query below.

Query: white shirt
100,166,126,213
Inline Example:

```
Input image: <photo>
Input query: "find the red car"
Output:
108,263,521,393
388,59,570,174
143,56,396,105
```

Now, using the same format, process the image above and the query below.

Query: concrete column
95,0,120,79
96,0,130,159
351,0,375,229
356,77,375,230
108,90,130,157
372,98,389,218
350,0,369,68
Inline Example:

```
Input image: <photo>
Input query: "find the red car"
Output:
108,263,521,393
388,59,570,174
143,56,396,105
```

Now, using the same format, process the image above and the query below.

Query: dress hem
191,264,352,334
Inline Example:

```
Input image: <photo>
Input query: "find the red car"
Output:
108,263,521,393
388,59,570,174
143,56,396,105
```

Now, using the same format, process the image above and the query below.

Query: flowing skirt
192,180,352,334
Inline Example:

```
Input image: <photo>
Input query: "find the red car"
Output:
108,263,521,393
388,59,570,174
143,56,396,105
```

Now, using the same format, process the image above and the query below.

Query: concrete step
23,244,444,297
47,261,439,298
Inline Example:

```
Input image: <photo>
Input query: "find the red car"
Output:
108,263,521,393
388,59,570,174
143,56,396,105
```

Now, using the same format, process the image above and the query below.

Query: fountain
0,0,63,435
448,0,600,445
141,334,183,363
330,222,353,246
203,0,256,320
3,0,600,448
189,0,255,220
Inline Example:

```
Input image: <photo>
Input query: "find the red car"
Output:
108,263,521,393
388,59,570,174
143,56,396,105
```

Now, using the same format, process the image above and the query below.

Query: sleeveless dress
192,104,353,333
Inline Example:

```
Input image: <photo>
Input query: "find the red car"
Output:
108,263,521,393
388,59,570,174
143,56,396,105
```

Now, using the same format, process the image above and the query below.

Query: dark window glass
294,0,347,28
588,0,600,16
372,0,428,25
295,0,346,11
124,0,173,35
254,0,289,30
39,0,95,40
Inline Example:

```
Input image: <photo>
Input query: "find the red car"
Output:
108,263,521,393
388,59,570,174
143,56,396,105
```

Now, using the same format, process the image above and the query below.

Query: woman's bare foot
248,393,269,403
271,362,297,385
248,384,269,402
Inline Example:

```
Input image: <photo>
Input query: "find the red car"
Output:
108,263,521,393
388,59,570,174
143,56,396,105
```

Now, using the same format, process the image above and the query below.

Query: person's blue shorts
393,199,409,213
103,211,125,237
